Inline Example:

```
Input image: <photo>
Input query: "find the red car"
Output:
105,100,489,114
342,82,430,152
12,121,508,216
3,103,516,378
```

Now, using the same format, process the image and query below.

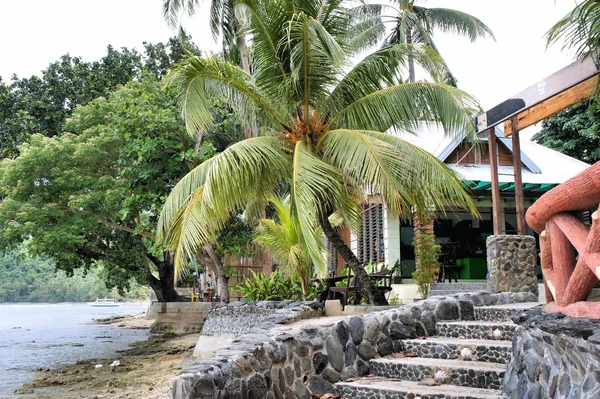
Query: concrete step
336,379,502,399
437,321,516,341
403,337,512,364
429,290,477,297
430,283,490,291
474,302,540,322
371,357,506,390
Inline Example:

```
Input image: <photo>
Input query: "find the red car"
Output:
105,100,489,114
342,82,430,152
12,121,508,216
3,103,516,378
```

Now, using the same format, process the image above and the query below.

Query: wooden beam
488,128,502,235
477,56,600,134
510,117,527,235
504,75,598,135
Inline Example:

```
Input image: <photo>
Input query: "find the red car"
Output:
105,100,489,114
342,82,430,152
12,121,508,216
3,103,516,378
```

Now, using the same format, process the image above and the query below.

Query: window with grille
357,204,385,264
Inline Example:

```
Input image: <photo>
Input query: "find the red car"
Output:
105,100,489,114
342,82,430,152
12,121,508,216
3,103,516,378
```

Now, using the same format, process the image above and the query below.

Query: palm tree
382,1,493,288
157,0,479,305
546,0,600,61
254,196,325,299
163,0,250,73
385,0,494,84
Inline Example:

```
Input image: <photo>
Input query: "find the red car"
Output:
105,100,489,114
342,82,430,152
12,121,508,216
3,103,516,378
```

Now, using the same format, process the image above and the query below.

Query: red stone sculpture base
545,301,600,319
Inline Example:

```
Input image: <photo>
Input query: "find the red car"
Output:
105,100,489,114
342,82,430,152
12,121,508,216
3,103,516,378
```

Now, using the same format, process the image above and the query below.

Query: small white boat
88,297,120,307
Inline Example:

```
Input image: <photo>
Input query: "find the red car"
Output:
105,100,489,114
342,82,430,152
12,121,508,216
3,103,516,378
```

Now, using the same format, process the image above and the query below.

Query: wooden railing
526,162,600,318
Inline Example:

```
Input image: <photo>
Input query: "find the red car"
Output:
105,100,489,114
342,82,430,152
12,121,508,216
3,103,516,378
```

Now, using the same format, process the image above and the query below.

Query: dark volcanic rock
349,316,364,345
389,322,415,340
312,352,328,374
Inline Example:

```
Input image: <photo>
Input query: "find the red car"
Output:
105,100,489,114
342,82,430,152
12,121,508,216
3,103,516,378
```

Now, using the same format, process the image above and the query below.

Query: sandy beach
14,313,197,399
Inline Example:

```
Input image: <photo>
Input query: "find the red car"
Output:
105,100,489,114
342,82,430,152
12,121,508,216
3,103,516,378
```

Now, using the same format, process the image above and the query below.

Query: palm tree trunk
406,29,416,83
237,26,250,74
413,212,435,271
320,215,388,306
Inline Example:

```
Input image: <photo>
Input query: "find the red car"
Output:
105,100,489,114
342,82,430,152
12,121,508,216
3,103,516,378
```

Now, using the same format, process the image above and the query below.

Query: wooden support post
488,128,502,235
509,117,527,235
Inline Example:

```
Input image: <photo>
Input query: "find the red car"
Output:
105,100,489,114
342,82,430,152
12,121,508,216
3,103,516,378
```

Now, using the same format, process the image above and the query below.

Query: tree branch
97,218,153,239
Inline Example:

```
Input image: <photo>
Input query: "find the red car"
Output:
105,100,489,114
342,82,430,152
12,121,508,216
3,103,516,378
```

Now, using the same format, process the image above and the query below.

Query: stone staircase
335,302,539,398
428,283,490,297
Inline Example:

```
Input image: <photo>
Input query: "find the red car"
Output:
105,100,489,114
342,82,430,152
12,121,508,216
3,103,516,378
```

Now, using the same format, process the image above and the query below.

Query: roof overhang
475,56,600,136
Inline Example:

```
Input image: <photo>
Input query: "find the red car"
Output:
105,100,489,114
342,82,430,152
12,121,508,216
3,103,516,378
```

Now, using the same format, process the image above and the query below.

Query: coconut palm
381,1,493,288
254,196,324,299
546,0,600,60
384,0,494,84
157,0,479,305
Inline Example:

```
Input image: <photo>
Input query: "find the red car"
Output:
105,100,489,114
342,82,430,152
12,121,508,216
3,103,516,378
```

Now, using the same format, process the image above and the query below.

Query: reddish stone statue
526,162,600,318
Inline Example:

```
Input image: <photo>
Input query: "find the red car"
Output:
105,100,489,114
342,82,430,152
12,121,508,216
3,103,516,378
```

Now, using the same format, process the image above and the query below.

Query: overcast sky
0,0,577,115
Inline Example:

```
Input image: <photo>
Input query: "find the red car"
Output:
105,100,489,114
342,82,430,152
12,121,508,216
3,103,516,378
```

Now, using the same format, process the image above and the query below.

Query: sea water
0,303,149,397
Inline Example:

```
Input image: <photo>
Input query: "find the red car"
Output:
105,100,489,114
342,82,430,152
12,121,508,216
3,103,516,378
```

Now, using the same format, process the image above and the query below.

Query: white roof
397,127,590,185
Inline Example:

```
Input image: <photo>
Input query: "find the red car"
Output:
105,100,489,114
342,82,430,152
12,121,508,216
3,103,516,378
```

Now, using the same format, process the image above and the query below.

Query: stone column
486,235,538,297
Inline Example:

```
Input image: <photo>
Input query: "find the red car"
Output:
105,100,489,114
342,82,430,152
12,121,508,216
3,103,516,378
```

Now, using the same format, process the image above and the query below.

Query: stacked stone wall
172,291,537,399
503,308,600,399
487,235,539,297
201,301,323,336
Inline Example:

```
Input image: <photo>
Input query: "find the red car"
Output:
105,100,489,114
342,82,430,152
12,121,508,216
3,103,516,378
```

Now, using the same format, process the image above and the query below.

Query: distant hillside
0,250,149,303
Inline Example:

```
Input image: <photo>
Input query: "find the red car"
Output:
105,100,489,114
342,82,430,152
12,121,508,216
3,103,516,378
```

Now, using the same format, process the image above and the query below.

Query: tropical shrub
235,270,324,301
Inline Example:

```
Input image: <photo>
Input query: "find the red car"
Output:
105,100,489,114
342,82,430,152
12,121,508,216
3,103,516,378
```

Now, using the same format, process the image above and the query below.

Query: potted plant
393,260,403,284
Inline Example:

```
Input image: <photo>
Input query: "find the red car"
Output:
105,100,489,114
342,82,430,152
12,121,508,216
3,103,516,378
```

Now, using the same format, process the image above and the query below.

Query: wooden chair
328,267,361,310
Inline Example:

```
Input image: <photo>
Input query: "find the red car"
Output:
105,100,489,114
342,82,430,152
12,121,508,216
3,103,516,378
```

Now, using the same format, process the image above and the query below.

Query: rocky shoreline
14,313,197,399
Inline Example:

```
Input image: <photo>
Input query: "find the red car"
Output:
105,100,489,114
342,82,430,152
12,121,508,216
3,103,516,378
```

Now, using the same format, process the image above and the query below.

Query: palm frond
162,0,201,31
290,141,344,276
416,7,495,42
284,13,346,109
546,1,600,59
157,136,291,268
361,130,478,217
328,82,480,136
234,0,290,96
164,55,289,137
327,44,451,111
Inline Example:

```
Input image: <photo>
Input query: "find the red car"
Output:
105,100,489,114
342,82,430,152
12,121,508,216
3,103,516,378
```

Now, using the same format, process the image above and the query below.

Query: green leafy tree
384,0,494,84
158,0,479,306
532,101,600,164
0,38,198,158
0,77,218,301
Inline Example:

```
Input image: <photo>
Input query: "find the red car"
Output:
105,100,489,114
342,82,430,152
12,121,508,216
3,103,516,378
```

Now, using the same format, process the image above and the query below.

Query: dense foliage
234,270,323,301
0,38,198,158
0,76,224,301
532,102,600,165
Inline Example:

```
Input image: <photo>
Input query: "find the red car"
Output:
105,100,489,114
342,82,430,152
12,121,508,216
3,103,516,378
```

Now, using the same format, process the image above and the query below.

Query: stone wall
201,301,323,336
503,308,600,399
150,302,218,334
487,235,538,297
172,291,537,399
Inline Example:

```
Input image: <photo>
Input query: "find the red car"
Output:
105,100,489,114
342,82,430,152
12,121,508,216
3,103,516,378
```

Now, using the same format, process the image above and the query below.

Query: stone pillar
487,235,538,297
